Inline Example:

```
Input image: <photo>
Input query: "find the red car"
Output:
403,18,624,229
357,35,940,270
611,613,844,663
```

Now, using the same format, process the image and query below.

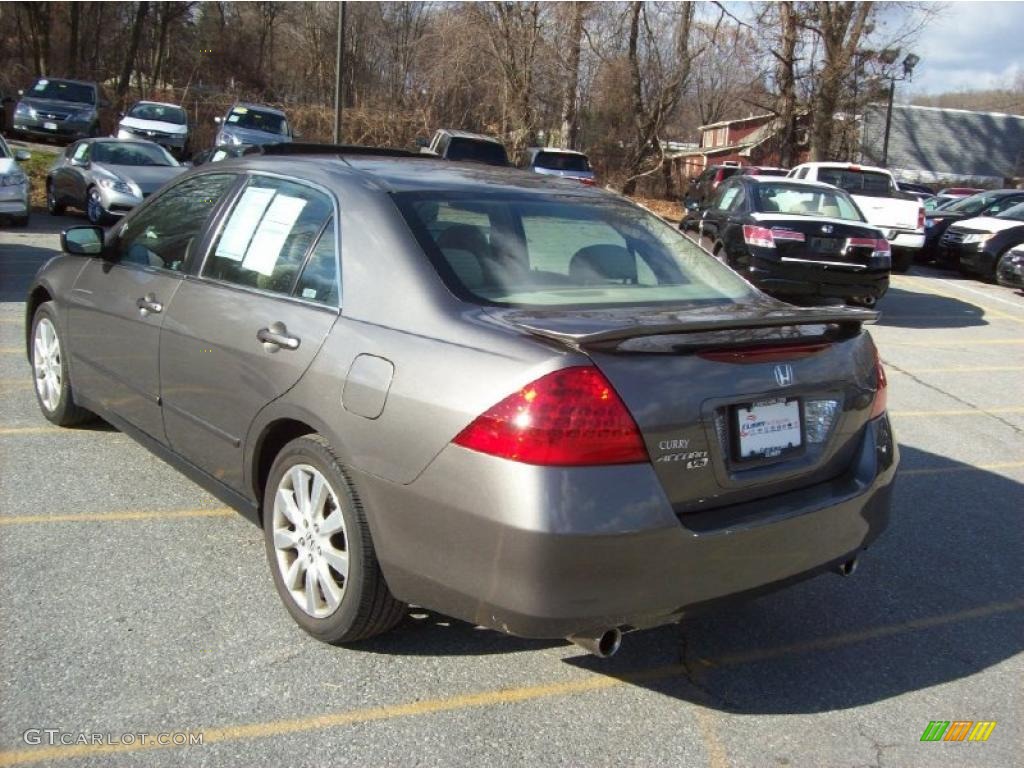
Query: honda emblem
773,364,794,387
821,224,834,234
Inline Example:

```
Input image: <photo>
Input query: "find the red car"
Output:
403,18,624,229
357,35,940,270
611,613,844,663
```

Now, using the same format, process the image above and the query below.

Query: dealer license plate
43,121,58,131
735,398,802,460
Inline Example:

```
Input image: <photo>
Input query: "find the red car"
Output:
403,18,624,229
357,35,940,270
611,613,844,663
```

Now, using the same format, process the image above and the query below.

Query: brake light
699,342,831,363
917,207,925,231
771,228,806,242
579,177,596,186
870,350,888,419
742,225,775,248
453,366,648,465
848,237,891,258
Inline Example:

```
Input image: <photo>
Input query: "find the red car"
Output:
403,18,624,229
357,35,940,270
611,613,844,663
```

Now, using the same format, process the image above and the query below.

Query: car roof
31,76,97,87
131,100,184,110
527,147,587,156
221,153,608,197
742,175,843,190
76,137,163,147
437,129,504,144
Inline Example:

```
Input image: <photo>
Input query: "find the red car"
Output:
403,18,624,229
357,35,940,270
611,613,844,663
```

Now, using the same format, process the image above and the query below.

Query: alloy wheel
87,189,104,224
33,317,62,412
271,464,349,619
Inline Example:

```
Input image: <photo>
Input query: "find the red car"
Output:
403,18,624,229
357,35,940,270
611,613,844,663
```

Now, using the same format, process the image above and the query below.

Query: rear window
753,182,864,222
397,194,756,308
817,168,892,197
446,138,509,166
534,152,591,173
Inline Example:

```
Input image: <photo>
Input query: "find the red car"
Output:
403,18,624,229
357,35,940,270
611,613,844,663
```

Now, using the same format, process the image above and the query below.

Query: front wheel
86,187,110,225
31,302,93,426
891,248,913,273
263,435,405,644
13,213,29,227
47,182,66,216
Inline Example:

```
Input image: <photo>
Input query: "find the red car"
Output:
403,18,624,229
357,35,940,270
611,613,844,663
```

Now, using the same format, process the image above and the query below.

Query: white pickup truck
787,162,925,272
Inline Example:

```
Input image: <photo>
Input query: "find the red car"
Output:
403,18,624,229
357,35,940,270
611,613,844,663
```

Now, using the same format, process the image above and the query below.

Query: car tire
86,187,110,225
891,248,912,273
30,302,93,426
13,214,29,227
263,434,406,644
46,182,66,216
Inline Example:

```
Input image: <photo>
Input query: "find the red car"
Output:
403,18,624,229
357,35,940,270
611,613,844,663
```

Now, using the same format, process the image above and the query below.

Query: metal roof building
860,103,1024,185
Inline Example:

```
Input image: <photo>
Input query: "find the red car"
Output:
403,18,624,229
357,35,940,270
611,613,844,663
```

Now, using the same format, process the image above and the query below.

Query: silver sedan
46,138,186,224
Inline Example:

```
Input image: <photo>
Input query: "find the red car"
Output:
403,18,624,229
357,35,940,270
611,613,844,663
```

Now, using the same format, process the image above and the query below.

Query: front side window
205,176,333,295
754,182,864,221
72,143,90,163
398,194,757,308
117,174,237,271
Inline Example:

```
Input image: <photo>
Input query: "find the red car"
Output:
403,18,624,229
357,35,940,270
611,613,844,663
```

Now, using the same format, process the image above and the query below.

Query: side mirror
213,116,223,125
14,149,31,162
61,226,105,256
70,157,89,168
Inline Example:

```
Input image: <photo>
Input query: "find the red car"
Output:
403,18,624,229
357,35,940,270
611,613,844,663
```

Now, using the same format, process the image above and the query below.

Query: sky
889,1,1024,96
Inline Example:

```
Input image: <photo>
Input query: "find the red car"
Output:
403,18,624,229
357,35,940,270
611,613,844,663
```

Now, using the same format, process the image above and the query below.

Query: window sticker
34,80,49,90
232,107,248,115
215,187,275,261
241,194,307,276
227,114,240,123
302,287,317,299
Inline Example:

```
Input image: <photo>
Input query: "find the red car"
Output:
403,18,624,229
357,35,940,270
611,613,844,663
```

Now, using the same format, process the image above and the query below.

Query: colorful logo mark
920,721,996,742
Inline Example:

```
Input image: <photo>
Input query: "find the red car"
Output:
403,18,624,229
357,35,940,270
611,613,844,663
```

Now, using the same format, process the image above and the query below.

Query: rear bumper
355,415,898,639
888,231,924,250
748,258,889,301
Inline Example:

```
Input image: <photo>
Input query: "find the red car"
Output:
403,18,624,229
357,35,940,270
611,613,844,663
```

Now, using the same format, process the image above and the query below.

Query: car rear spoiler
500,307,878,350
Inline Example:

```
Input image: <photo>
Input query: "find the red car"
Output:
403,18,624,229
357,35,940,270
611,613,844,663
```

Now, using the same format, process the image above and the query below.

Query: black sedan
940,203,1024,281
925,190,1024,266
698,176,891,306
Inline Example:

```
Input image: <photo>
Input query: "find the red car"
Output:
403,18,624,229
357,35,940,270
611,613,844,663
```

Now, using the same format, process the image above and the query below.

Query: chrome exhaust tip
567,628,622,658
836,557,859,577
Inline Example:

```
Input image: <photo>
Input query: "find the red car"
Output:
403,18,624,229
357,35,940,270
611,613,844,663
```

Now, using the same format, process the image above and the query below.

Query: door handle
257,323,301,352
135,294,163,316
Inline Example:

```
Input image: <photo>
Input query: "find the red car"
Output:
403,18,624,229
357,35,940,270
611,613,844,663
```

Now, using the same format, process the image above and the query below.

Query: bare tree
116,2,150,112
558,2,587,149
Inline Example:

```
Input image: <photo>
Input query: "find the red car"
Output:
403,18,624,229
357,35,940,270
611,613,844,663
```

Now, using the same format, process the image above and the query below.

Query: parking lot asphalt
1,215,1021,768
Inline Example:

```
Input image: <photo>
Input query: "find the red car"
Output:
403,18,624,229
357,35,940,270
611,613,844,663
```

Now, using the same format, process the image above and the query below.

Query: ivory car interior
25,145,897,650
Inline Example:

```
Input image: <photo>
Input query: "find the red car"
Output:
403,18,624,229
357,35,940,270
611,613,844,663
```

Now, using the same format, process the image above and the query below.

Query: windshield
0,135,9,159
995,203,1024,222
816,168,892,197
753,182,864,221
28,79,96,105
446,138,509,166
91,142,178,167
941,193,993,215
397,194,757,308
127,102,186,125
226,107,288,135
534,152,591,172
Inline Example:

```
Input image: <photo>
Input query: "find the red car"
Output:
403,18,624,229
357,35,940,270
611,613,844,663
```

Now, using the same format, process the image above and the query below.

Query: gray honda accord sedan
25,146,897,655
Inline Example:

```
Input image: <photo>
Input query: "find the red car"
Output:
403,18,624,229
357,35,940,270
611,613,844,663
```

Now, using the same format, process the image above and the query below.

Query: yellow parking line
890,406,1024,417
0,508,234,526
0,347,20,354
1,598,1020,767
900,461,1024,476
0,317,20,324
0,427,65,436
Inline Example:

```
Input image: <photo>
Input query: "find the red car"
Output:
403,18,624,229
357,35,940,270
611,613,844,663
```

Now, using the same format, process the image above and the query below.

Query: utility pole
333,2,346,144
880,52,919,168
881,78,896,167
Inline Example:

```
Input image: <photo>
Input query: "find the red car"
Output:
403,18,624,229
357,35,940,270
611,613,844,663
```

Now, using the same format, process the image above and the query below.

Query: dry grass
629,196,683,222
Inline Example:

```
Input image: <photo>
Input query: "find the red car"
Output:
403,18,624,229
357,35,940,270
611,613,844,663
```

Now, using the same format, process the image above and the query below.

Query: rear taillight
870,350,888,419
917,207,925,231
742,225,775,248
453,366,648,466
848,237,891,260
579,178,596,186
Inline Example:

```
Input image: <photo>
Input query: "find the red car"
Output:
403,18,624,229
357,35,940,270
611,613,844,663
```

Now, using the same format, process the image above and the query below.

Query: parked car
940,203,1024,280
925,187,984,211
698,175,891,306
788,163,924,273
897,181,934,197
46,138,186,224
419,129,510,166
925,190,1024,266
12,77,108,142
189,144,256,167
25,146,896,652
682,166,793,230
214,103,293,147
0,133,31,227
995,245,1024,289
116,101,190,158
523,147,594,184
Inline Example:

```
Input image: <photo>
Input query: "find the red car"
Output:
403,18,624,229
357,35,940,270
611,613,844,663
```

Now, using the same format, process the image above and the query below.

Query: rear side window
294,219,340,307
204,176,333,295
817,168,891,197
534,152,591,172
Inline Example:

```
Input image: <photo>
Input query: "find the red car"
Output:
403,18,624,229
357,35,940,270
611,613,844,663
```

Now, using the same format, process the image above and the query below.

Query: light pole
333,2,346,144
881,51,920,167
